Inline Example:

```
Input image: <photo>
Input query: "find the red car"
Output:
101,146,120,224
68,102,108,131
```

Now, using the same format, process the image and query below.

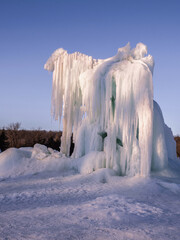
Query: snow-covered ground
0,145,180,240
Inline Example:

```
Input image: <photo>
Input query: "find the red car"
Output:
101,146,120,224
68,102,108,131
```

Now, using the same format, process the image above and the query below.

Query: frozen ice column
45,43,175,177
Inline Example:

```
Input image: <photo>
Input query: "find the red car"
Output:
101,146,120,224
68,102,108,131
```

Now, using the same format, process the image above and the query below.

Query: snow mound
32,144,50,159
0,145,71,179
74,151,106,175
0,148,32,178
32,144,63,160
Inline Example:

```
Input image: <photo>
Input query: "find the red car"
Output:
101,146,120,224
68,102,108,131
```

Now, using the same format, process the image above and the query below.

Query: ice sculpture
45,43,176,177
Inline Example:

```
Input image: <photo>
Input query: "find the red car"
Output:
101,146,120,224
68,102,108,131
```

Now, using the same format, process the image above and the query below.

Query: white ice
45,43,177,176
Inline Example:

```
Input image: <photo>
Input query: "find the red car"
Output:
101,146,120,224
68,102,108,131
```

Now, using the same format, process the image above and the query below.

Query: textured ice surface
0,162,180,240
45,43,177,176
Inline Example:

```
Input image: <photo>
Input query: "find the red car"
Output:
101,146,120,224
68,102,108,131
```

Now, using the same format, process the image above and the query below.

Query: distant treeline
0,128,61,151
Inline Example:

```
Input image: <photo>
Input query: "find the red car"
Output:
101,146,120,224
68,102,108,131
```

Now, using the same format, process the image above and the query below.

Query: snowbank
0,145,70,178
0,143,179,180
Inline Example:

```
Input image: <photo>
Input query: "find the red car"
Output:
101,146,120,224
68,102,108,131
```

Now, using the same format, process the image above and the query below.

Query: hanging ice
44,43,177,177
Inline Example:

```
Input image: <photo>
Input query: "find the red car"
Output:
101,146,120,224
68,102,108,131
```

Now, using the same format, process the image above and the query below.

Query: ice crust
45,43,177,177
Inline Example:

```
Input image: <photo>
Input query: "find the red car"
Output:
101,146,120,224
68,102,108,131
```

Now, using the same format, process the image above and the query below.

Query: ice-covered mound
0,145,70,179
0,148,32,178
45,42,177,177
32,143,63,159
32,143,50,159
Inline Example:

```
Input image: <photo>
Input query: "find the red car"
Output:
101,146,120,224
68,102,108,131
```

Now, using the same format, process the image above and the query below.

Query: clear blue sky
0,0,180,134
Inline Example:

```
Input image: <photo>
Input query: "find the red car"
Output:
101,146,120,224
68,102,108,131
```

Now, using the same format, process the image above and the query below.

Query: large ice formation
45,43,177,177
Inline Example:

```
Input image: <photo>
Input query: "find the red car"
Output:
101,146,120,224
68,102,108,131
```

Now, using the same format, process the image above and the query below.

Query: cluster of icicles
45,43,176,177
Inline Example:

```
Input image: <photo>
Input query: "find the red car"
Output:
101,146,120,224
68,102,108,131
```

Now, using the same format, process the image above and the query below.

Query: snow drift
45,43,176,177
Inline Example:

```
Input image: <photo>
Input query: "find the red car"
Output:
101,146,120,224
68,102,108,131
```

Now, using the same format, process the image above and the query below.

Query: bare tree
6,122,21,131
6,122,21,148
